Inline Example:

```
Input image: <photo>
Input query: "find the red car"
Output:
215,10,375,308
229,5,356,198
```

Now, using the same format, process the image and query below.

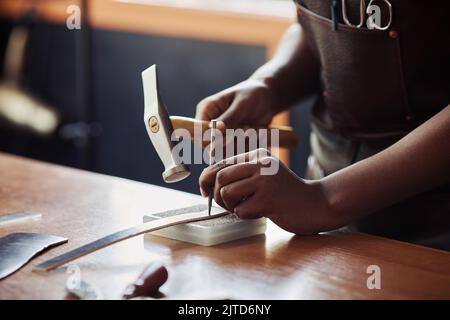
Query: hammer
142,65,298,184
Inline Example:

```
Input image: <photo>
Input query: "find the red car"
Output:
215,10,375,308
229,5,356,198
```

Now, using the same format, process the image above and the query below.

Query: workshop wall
0,18,311,193
0,19,84,168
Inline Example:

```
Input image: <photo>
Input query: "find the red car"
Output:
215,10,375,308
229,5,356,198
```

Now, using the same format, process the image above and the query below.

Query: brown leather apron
295,0,450,250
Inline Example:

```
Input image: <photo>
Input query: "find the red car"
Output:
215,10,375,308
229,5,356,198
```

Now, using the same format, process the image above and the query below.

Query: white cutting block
143,204,266,246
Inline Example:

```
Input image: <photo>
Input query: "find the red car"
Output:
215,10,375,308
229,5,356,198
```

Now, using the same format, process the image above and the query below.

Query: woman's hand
196,79,276,129
199,148,342,235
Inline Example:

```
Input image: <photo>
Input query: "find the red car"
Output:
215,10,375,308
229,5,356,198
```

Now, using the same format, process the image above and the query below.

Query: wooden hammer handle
170,116,298,149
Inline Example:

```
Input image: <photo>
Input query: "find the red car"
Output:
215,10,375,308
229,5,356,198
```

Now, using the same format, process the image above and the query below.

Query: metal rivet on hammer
149,116,160,133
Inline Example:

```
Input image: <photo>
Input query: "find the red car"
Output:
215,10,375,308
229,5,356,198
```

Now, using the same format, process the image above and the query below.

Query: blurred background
0,0,313,194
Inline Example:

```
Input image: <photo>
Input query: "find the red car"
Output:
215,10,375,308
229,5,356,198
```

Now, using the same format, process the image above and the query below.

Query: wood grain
1,152,450,299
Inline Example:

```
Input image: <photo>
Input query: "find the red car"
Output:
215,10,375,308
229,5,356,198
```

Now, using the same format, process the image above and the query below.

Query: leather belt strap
34,205,229,272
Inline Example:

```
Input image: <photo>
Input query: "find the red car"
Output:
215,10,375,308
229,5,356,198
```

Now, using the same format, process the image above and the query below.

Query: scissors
341,0,393,30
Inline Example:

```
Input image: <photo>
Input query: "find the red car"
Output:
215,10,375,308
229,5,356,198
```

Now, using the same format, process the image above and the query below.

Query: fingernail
216,120,226,129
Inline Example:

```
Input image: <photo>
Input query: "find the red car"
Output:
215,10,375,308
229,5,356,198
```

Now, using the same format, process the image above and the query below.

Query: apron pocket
295,2,412,133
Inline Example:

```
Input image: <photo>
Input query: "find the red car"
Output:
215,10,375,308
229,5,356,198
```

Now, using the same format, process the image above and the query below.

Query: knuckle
196,98,209,111
214,190,223,206
259,155,276,166
251,148,270,162
256,147,269,154
248,149,261,162
197,97,218,113
220,186,230,199
201,95,214,105
216,170,227,186
198,175,208,190
215,159,227,169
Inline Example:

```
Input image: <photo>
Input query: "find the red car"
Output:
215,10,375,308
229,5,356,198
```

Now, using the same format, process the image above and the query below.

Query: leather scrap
0,233,68,280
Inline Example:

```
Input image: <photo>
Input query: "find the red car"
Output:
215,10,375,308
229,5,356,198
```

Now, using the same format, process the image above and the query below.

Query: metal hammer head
142,65,190,183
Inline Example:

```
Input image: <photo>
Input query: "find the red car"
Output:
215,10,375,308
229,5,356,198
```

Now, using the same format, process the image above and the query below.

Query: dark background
0,18,312,194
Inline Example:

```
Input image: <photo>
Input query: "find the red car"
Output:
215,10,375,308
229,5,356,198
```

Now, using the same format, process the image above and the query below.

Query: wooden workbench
0,152,450,299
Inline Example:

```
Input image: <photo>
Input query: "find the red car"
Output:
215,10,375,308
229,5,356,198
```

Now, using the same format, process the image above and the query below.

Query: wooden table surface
1,152,450,299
